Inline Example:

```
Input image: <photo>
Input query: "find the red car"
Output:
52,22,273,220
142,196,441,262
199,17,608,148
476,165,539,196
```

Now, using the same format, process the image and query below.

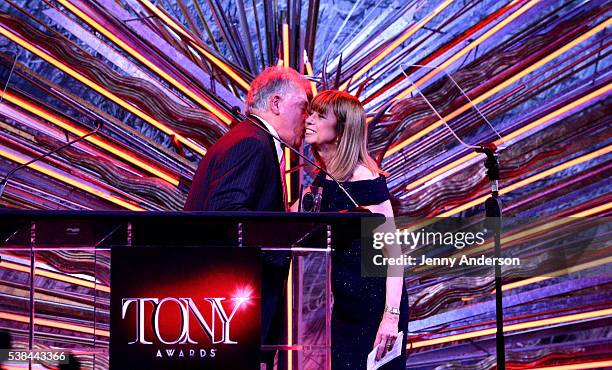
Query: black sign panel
111,247,261,370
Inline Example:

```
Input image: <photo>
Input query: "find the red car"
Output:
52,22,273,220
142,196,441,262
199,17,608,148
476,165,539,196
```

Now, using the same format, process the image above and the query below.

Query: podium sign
110,247,261,370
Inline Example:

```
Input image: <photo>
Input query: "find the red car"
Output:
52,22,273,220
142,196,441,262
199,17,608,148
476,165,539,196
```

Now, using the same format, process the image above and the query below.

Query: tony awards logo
122,296,250,359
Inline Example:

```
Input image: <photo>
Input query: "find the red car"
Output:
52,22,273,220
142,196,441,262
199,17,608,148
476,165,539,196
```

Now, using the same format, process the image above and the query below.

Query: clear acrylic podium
0,211,366,370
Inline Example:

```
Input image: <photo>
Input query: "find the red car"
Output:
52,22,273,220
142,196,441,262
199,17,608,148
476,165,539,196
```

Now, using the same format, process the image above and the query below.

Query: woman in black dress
304,90,408,369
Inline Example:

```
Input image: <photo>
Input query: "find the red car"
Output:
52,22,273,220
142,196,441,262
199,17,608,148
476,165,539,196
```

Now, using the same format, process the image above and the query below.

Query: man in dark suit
185,66,309,211
185,65,310,369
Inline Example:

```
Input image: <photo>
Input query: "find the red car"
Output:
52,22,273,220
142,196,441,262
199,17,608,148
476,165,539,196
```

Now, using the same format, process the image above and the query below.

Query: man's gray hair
245,66,309,114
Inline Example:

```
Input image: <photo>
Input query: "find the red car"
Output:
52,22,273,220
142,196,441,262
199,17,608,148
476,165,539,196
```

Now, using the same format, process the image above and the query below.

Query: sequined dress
314,173,409,370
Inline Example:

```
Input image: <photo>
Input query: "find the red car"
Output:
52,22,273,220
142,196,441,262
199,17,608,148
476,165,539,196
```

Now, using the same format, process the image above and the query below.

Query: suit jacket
184,117,285,212
184,118,289,352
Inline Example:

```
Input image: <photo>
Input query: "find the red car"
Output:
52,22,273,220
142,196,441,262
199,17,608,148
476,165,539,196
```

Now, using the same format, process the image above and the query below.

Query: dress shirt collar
250,114,283,163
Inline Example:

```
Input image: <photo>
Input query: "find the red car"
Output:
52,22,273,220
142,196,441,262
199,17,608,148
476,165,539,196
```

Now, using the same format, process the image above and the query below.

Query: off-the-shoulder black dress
314,173,409,370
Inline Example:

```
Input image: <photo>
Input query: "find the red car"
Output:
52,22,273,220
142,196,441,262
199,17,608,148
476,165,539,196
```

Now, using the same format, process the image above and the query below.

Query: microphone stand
0,120,103,199
475,143,505,370
400,64,506,369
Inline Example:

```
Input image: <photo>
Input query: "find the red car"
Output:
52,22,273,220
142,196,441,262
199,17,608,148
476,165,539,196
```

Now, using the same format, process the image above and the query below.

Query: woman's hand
372,312,399,361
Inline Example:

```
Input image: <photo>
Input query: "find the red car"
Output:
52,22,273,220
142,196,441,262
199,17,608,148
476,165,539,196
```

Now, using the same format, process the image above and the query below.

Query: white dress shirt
251,114,283,164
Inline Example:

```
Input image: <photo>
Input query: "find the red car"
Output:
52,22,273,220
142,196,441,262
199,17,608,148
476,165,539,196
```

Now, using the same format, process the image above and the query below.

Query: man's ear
269,95,282,115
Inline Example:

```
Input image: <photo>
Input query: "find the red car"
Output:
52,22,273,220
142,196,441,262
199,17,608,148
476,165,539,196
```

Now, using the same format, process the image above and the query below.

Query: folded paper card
366,332,403,370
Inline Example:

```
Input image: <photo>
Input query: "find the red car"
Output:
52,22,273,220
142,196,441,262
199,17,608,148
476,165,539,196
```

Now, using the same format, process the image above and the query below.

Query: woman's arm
366,200,404,360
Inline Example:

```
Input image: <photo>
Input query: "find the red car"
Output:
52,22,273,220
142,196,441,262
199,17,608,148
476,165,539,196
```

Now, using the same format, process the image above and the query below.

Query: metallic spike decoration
0,0,610,369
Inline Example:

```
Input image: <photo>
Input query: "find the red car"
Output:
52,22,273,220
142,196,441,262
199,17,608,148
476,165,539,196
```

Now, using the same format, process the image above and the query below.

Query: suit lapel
245,116,285,210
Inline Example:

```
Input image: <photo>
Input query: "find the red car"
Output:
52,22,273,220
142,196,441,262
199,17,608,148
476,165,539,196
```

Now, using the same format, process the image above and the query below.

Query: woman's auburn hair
311,90,384,181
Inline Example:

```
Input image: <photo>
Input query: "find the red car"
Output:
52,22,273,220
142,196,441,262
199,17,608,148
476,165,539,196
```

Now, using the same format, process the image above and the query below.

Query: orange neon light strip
282,25,293,369
3,92,179,186
502,256,612,292
340,0,454,91
496,82,612,146
408,203,611,277
572,202,612,217
404,82,611,190
478,202,612,255
404,152,478,190
283,23,290,68
283,24,292,364
304,51,318,97
0,23,207,157
0,260,110,293
530,360,612,370
410,308,612,348
386,17,611,158
449,200,612,257
394,0,539,102
283,25,293,369
285,147,292,204
282,24,292,204
56,0,233,125
137,0,250,91
0,147,144,210
0,311,110,337
438,200,612,259
437,145,611,217
452,210,612,302
399,148,610,236
363,0,522,106
287,261,293,369
466,206,612,291
489,146,611,195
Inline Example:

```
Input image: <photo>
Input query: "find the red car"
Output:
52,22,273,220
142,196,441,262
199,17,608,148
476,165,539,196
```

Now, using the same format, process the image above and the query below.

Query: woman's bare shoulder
351,164,379,181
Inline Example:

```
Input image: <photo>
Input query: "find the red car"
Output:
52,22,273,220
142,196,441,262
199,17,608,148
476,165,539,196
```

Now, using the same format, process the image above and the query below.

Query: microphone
246,114,360,209
0,120,103,199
